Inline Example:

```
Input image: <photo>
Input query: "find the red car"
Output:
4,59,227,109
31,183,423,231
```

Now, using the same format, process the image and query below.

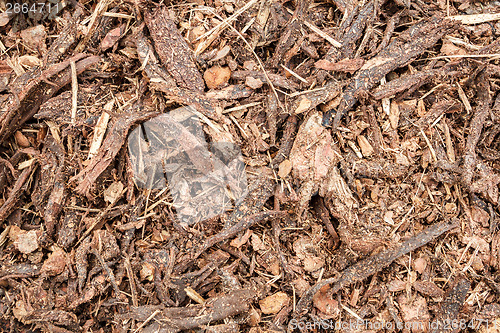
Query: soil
0,0,500,332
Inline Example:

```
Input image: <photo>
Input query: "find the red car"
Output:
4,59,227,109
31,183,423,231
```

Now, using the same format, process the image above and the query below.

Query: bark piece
431,275,471,333
144,6,204,93
293,220,458,317
118,287,260,332
204,66,231,89
14,230,39,254
259,292,290,314
70,102,161,197
43,7,83,65
315,58,365,73
135,30,221,120
32,135,67,236
24,309,77,328
0,54,100,143
0,165,34,224
0,263,41,280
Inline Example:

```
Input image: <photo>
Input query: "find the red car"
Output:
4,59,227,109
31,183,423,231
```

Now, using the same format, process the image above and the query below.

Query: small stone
204,66,231,89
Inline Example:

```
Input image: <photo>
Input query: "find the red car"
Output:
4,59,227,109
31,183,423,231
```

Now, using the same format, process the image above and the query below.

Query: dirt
0,0,500,332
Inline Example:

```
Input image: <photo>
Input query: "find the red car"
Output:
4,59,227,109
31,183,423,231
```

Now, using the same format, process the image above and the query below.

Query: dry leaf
19,25,46,52
397,294,430,333
357,135,374,157
294,97,312,114
100,24,125,51
13,300,30,324
292,278,311,297
440,40,467,56
230,229,252,248
278,159,292,178
471,205,490,227
104,181,124,204
259,292,290,314
14,131,30,147
0,12,10,27
313,285,339,318
413,257,427,274
212,45,231,62
187,26,206,43
413,280,444,298
303,256,325,272
88,105,111,160
251,234,266,252
140,262,155,281
389,101,400,129
387,279,406,292
18,55,42,69
245,76,263,89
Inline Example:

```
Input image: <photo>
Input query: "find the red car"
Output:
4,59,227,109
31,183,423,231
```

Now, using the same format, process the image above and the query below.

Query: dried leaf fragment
259,292,290,314
103,181,124,204
278,159,292,178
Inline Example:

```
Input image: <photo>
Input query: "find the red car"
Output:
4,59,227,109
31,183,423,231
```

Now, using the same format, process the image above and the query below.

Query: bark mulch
0,0,500,332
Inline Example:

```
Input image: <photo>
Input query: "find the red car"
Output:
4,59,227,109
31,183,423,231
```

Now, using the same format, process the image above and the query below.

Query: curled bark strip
293,220,457,318
32,135,67,236
119,287,260,332
463,71,491,187
75,236,92,292
70,102,161,197
0,165,33,224
0,54,100,143
271,114,298,167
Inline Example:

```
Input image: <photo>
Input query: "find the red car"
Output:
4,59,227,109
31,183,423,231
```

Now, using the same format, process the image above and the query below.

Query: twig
70,61,78,124
194,0,259,54
92,248,122,297
293,220,458,318
196,210,286,257
132,309,160,333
